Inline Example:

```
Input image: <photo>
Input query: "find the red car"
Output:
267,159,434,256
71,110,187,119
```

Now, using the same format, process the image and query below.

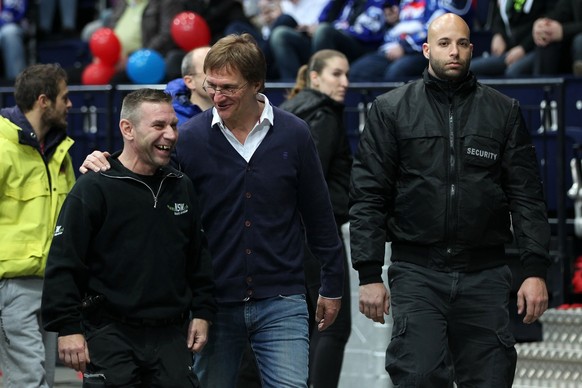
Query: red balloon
81,62,116,85
89,27,121,66
171,12,211,51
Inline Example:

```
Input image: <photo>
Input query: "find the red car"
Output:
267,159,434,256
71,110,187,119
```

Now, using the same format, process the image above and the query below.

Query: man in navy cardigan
80,33,344,388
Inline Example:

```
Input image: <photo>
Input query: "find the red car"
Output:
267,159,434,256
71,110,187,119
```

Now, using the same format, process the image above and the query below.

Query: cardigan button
244,220,251,227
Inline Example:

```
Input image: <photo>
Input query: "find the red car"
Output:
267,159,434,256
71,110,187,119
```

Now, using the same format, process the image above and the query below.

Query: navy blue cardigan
175,107,344,303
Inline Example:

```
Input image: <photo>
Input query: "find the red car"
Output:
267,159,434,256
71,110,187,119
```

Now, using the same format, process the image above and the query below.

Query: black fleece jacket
42,156,216,336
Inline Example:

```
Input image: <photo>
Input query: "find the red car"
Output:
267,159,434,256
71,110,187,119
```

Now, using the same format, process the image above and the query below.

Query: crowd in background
2,0,582,85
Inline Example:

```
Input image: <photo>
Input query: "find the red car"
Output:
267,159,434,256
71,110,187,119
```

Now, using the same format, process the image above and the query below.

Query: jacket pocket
0,241,44,277
385,315,407,370
4,179,48,201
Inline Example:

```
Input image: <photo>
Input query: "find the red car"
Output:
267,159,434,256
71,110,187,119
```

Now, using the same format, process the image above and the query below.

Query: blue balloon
126,49,166,84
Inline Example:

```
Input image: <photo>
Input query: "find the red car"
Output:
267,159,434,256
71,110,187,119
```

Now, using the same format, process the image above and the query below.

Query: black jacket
42,156,216,336
350,69,551,285
491,0,551,52
544,0,582,40
280,89,353,225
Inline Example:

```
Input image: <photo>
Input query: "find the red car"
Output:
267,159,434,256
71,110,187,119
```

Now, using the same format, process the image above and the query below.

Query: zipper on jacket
102,174,169,208
446,103,456,256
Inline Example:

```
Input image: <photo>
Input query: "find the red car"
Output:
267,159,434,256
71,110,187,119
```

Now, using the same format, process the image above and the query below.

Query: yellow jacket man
0,64,75,388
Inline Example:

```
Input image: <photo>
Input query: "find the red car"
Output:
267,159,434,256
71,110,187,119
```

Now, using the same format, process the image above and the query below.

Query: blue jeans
470,52,535,77
269,25,311,81
0,23,26,80
193,295,309,388
39,0,78,31
350,51,427,82
312,23,373,62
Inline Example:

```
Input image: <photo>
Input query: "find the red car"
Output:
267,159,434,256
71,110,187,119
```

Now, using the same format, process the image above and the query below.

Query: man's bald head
181,46,211,78
423,13,473,81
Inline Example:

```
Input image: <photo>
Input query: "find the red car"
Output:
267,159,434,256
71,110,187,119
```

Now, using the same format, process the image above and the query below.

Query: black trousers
83,319,199,387
386,262,517,388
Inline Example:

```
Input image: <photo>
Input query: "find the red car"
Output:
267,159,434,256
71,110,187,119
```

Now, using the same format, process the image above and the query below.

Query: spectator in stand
165,46,213,126
470,0,551,77
0,0,28,82
270,0,387,81
189,0,291,79
279,49,352,388
532,0,582,76
80,0,117,42
190,0,260,43
239,0,304,80
38,0,78,38
350,0,473,82
80,0,191,84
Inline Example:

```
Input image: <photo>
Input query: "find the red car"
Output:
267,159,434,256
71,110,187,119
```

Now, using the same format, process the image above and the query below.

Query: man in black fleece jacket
41,88,216,387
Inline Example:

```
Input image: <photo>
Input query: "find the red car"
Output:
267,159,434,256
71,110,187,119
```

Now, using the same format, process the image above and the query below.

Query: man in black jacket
349,13,550,387
531,0,582,75
41,88,216,387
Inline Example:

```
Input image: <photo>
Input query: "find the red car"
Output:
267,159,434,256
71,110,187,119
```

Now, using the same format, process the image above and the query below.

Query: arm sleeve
41,179,101,336
501,101,551,279
349,99,395,285
186,182,217,323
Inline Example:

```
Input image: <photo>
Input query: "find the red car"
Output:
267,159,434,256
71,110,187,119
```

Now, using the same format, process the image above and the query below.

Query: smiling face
204,66,260,128
423,13,473,81
310,55,349,103
120,101,178,175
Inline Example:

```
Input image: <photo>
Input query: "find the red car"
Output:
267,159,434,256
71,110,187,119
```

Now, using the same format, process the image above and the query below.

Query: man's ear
422,42,430,59
183,75,195,90
38,94,50,109
119,118,134,140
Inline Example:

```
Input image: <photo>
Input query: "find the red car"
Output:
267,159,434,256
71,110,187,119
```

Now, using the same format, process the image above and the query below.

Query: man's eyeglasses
202,79,248,96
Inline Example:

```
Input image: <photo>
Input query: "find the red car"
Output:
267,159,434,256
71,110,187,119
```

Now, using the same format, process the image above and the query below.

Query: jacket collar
104,151,184,179
0,105,68,158
423,68,476,101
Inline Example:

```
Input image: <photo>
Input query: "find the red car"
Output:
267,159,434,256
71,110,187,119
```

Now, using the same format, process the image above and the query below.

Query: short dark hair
14,64,68,113
120,88,173,124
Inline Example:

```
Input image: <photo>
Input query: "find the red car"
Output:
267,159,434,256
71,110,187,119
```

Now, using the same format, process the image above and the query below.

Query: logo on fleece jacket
53,225,64,237
167,203,189,215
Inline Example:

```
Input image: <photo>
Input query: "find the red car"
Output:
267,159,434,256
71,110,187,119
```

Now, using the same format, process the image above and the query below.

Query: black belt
103,312,187,327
